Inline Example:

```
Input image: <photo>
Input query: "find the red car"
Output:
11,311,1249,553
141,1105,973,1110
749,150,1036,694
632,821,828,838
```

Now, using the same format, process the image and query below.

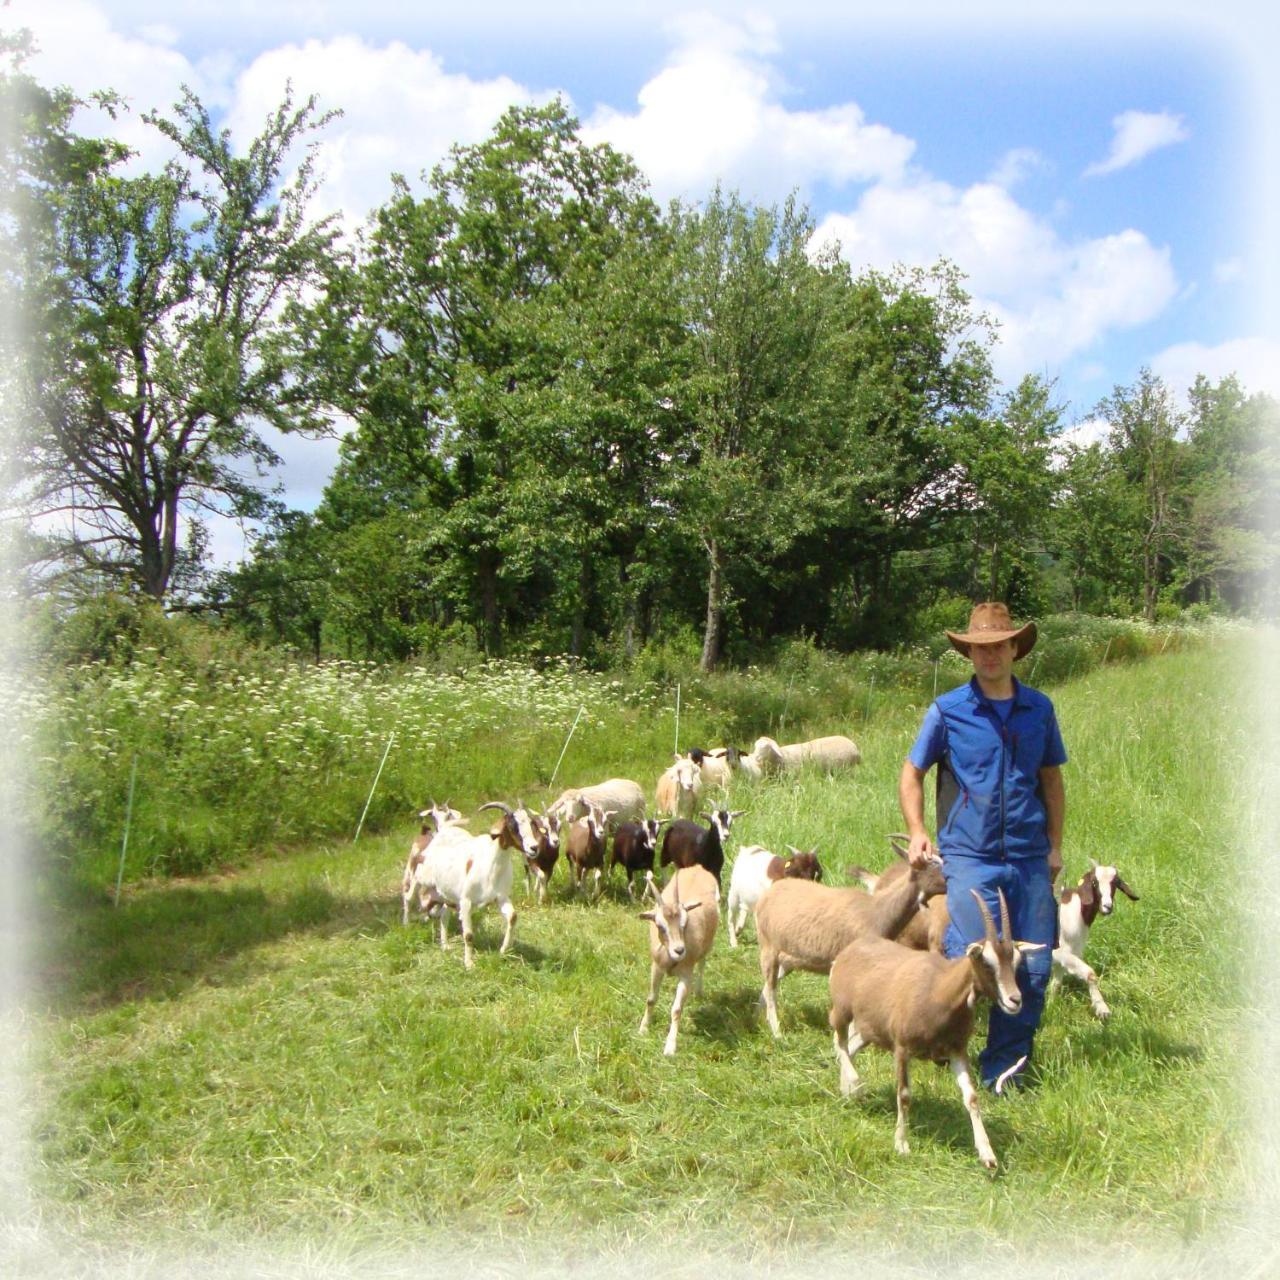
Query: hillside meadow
7,623,1277,1277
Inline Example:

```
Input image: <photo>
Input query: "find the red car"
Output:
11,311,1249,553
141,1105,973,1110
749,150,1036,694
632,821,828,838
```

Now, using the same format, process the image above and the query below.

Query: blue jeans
942,855,1056,1090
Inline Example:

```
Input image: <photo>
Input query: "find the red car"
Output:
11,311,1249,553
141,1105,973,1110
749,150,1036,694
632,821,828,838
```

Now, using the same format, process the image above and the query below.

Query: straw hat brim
946,621,1037,660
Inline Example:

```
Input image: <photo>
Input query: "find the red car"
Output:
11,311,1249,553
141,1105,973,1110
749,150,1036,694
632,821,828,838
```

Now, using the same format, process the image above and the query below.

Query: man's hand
907,831,934,867
1048,847,1063,884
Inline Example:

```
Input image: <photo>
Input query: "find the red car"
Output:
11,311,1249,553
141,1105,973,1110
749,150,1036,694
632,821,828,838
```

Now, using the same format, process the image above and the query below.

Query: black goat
660,809,743,884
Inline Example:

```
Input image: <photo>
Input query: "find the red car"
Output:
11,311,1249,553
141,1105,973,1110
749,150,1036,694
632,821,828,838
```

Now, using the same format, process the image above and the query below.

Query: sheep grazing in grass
749,734,862,775
687,746,744,790
401,803,465,925
638,865,720,1056
827,889,1043,1169
754,853,946,1037
548,778,645,828
725,844,823,947
1052,861,1140,1020
610,818,665,898
656,755,702,819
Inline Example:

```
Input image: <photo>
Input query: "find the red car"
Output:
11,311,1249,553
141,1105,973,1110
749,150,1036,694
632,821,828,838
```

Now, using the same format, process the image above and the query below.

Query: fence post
353,733,395,844
549,705,586,789
113,754,140,908
674,683,681,756
864,675,876,723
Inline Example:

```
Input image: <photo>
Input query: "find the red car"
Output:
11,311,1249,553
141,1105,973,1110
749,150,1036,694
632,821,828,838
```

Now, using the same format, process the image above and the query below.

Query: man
899,602,1066,1092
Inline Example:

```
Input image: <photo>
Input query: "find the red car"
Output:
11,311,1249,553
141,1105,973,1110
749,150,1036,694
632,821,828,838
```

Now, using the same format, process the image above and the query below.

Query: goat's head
639,874,703,962
783,845,823,881
418,801,463,832
706,808,745,841
671,756,701,793
1089,859,1140,915
641,818,662,851
966,889,1045,1016
479,801,541,862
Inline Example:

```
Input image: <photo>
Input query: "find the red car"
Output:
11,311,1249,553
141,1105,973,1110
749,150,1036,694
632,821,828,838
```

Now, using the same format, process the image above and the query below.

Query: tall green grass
11,613,1232,886
25,640,1253,1270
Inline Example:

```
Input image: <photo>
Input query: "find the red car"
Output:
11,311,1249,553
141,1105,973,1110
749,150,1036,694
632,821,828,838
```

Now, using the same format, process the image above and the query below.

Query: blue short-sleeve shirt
909,676,1066,861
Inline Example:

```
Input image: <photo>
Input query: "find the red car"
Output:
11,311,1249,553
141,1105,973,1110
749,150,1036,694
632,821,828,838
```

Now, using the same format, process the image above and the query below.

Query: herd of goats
399,734,1139,1169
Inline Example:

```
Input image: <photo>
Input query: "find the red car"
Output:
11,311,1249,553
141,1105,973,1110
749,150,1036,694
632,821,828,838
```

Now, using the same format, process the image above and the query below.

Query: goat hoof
894,1139,910,1156
1095,1006,1111,1021
981,1155,998,1170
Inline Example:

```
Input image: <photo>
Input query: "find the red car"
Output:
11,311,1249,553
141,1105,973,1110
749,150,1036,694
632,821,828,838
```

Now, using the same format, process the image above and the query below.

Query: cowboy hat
945,602,1037,659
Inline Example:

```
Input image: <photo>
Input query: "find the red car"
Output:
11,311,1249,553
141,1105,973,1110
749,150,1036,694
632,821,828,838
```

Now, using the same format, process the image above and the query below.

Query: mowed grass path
27,643,1253,1265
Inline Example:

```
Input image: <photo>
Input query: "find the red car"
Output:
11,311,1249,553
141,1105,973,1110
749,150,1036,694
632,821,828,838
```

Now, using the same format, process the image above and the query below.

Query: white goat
828,889,1043,1169
1051,861,1139,1020
548,778,645,828
725,844,822,947
655,754,702,819
408,801,540,969
401,803,465,925
637,865,720,1056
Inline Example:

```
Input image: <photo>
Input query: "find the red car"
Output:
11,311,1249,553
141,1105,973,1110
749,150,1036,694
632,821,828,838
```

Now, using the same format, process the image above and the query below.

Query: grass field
12,637,1272,1277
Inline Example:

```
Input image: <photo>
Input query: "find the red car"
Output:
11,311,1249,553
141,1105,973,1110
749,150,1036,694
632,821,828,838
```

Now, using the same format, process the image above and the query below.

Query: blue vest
912,677,1066,862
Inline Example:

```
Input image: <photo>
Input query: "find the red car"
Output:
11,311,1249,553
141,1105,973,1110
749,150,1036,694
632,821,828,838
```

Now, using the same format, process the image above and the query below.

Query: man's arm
899,759,933,866
1040,764,1065,882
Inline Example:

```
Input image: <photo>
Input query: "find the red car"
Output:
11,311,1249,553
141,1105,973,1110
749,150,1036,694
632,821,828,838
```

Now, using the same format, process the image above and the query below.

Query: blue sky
7,0,1278,562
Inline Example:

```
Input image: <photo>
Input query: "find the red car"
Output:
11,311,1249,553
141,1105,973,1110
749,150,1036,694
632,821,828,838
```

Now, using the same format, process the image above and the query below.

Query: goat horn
889,837,910,861
997,888,1012,942
970,889,998,943
478,801,513,816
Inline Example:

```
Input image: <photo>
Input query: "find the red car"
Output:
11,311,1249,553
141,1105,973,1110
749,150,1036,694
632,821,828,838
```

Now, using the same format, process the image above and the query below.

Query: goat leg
950,1055,997,1170
639,961,663,1035
1053,946,1110,1019
893,1046,912,1156
665,975,690,1056
498,899,516,955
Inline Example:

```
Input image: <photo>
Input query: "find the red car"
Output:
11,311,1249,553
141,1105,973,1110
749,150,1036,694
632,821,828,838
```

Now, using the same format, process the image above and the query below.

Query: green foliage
28,642,1253,1262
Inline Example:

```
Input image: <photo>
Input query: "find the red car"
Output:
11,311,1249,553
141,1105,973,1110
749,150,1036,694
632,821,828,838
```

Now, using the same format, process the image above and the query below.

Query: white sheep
751,734,861,773
655,754,702,819
548,778,645,828
637,865,720,1056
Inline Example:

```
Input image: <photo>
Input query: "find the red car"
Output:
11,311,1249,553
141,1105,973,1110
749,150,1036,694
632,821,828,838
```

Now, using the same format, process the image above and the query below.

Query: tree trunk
700,539,725,673
478,553,502,656
988,540,1000,601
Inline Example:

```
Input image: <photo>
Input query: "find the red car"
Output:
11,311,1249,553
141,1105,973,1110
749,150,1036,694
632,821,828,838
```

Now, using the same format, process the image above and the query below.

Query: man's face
970,638,1017,685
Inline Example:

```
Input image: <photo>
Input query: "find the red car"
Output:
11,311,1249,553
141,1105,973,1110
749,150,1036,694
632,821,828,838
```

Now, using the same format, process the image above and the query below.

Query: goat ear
682,899,702,912
1115,876,1140,900
639,910,657,922
488,821,505,838
1076,877,1095,908
965,941,984,959
1015,941,1047,954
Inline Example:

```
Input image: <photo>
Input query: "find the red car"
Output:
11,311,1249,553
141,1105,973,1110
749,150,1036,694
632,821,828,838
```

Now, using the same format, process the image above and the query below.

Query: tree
953,374,1062,602
14,77,340,600
1093,369,1184,621
667,189,838,671
301,99,675,657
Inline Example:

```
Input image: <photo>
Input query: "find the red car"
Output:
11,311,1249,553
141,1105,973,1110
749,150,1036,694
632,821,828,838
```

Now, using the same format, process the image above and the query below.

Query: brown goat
828,889,1042,1169
754,853,946,1036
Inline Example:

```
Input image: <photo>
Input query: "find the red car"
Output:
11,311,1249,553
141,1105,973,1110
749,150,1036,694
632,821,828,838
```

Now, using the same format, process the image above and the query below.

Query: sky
6,0,1279,565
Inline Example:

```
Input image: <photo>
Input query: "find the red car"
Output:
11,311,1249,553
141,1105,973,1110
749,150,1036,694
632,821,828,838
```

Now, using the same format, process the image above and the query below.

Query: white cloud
1213,257,1245,284
580,13,915,204
1054,416,1111,458
224,36,545,231
988,147,1047,189
813,181,1178,384
1149,337,1280,402
1084,109,1190,178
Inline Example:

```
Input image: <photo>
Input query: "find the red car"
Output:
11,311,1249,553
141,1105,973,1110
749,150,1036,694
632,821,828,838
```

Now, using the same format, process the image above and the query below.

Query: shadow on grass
1074,1018,1204,1068
39,877,392,1013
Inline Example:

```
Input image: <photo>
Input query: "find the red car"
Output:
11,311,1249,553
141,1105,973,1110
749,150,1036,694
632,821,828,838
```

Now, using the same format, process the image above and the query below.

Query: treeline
4,46,1276,668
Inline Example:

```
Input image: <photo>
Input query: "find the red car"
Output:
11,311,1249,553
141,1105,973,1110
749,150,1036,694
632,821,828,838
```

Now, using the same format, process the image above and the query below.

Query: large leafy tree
667,189,840,671
13,76,339,600
1094,368,1184,621
306,99,676,657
